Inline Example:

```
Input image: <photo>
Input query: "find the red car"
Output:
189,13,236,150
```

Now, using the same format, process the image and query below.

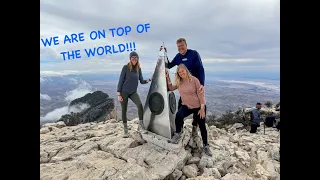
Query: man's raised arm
167,55,178,69
160,46,178,69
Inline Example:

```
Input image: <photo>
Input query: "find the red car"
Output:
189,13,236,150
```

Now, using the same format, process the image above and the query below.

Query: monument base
141,126,191,153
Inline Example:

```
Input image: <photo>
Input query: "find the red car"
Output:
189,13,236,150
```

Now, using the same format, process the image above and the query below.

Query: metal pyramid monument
143,47,177,139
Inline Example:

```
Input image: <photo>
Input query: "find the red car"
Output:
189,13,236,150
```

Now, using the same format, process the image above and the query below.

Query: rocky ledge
40,119,280,180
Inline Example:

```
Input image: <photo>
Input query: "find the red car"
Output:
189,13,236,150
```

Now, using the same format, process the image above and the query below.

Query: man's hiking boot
123,123,129,138
203,144,213,157
191,125,198,137
169,132,182,144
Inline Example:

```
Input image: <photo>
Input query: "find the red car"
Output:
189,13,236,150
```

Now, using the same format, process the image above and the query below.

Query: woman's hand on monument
165,70,169,78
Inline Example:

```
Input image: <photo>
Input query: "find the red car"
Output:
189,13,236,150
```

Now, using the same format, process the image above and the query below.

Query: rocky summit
40,118,280,180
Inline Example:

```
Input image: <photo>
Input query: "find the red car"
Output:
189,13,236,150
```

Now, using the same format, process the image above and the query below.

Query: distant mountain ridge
57,91,116,126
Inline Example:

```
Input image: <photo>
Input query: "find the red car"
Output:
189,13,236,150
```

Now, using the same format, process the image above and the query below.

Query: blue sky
40,0,280,78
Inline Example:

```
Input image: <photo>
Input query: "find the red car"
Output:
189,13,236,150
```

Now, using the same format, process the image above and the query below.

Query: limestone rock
40,118,280,180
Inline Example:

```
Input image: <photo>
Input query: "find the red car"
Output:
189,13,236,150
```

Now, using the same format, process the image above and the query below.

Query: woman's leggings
120,92,143,123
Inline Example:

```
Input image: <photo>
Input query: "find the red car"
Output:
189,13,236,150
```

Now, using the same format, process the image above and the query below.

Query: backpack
248,110,254,122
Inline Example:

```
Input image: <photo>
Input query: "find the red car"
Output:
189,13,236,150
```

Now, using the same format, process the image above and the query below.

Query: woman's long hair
128,59,140,72
174,64,193,87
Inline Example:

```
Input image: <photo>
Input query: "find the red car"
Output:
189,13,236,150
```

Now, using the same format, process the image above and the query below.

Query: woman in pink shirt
166,64,212,157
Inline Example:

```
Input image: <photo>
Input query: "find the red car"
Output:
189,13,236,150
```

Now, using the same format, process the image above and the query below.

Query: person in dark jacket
250,103,262,133
117,51,152,137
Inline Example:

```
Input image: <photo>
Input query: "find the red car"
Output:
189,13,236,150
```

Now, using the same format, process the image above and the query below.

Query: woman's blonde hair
174,64,193,87
128,59,140,72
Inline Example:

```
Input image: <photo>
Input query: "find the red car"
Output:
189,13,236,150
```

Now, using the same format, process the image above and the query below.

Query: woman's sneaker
123,123,130,138
138,120,148,134
169,132,182,144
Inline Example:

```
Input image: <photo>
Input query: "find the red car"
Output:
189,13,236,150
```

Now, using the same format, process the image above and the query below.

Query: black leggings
178,97,207,127
175,105,208,145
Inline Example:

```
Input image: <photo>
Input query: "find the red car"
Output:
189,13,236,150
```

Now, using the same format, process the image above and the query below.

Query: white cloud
40,103,90,122
64,80,93,102
40,93,52,101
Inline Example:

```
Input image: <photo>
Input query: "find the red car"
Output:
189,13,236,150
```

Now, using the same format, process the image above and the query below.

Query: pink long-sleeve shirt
169,76,205,109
